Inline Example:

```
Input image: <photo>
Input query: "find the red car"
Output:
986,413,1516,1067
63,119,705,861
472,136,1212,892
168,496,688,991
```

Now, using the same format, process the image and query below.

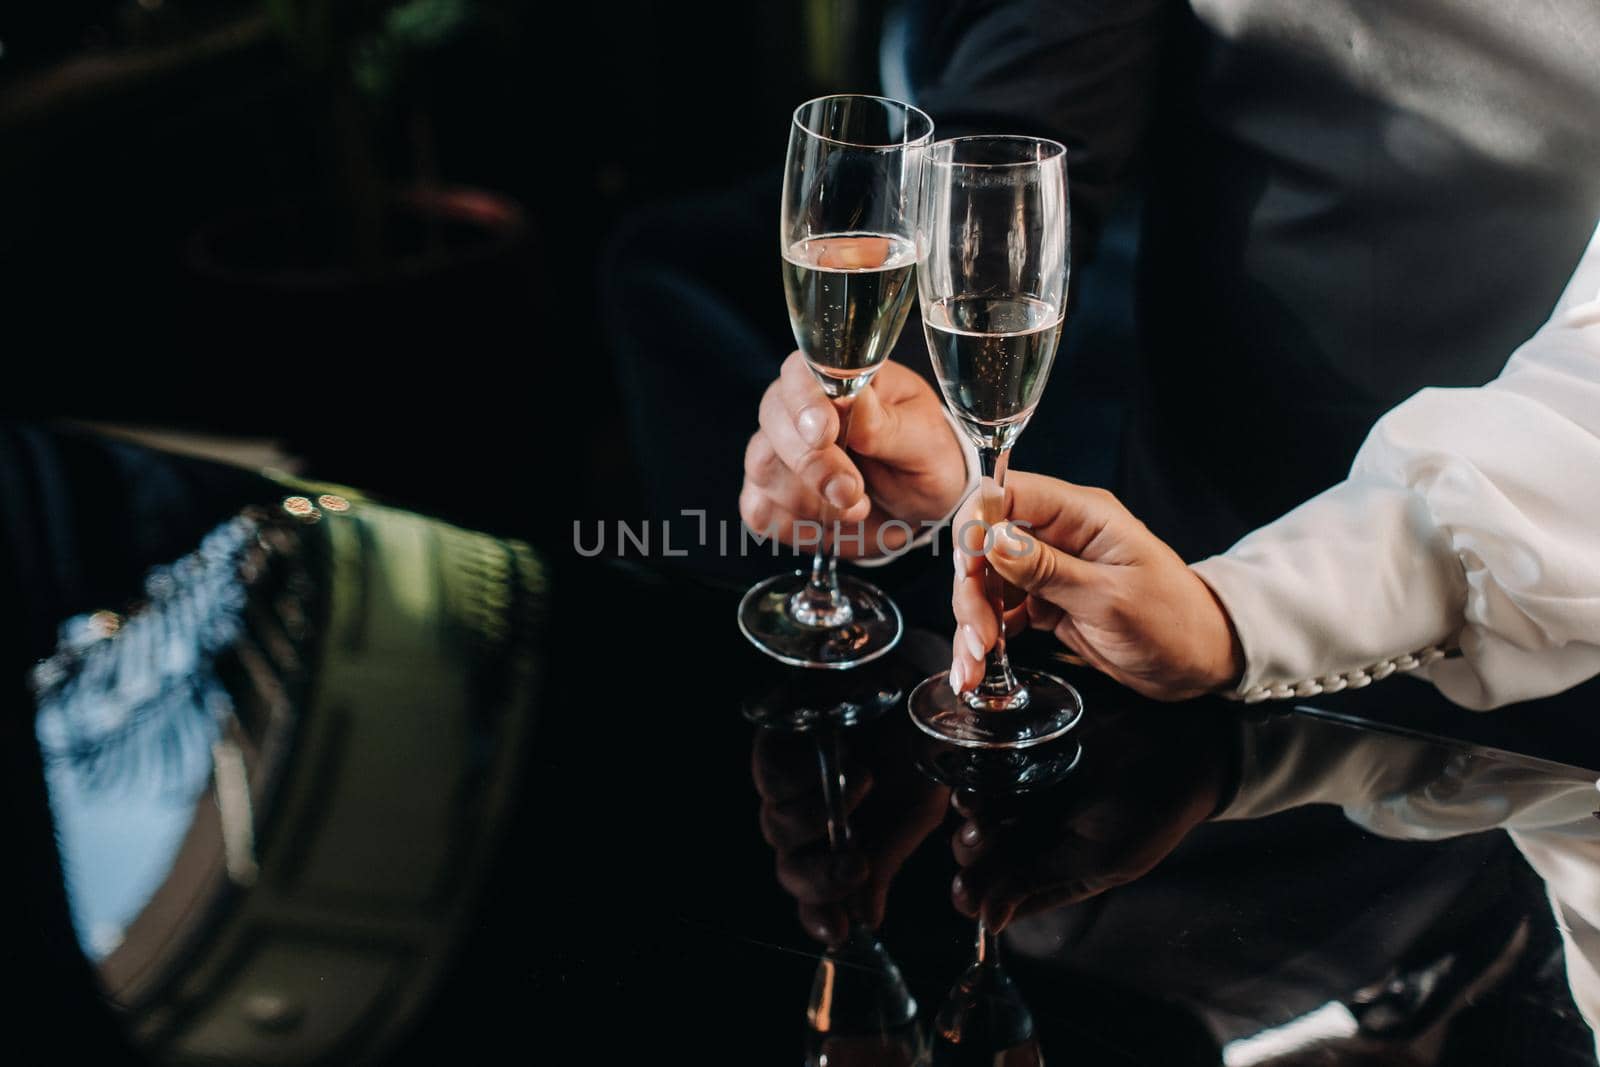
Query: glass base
738,571,903,670
808,923,920,1034
907,669,1083,749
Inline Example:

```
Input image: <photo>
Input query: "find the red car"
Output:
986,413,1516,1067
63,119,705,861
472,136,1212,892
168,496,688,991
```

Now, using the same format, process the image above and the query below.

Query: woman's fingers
798,901,849,947
1026,593,1065,632
950,568,1031,691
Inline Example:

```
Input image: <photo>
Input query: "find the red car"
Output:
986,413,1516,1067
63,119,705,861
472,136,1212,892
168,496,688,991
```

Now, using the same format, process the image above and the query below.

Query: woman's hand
950,472,1244,701
950,705,1236,931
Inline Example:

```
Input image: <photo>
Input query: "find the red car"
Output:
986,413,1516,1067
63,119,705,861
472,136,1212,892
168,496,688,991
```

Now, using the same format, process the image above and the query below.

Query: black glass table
8,424,1599,1066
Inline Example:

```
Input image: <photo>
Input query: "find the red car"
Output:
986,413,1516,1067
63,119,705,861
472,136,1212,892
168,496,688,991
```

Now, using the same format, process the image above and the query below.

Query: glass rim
791,93,935,150
925,135,1069,169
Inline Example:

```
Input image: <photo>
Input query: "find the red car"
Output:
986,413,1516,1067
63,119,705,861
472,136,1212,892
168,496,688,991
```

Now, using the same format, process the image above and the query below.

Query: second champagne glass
908,135,1084,748
738,95,933,669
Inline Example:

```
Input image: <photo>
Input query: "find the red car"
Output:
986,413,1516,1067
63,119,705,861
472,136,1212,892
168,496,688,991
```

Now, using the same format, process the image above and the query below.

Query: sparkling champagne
783,234,917,396
923,295,1063,452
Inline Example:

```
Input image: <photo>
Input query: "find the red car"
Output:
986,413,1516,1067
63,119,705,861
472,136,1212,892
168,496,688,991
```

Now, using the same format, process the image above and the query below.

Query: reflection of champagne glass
931,920,1042,1066
741,658,905,733
738,94,933,671
805,725,921,1045
909,135,1083,749
911,734,1083,1066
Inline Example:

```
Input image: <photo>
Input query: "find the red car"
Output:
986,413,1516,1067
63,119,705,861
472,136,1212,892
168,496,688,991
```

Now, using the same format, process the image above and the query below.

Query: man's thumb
842,383,898,458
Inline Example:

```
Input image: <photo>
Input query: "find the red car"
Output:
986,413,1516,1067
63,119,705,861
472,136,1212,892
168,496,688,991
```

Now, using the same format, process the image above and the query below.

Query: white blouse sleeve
1191,220,1600,710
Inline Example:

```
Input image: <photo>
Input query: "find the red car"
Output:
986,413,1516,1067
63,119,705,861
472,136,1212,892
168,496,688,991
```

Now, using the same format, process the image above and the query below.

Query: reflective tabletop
9,425,1599,1066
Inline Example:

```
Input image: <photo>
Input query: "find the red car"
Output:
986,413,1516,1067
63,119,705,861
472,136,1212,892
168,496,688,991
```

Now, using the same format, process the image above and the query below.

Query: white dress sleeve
1192,219,1600,710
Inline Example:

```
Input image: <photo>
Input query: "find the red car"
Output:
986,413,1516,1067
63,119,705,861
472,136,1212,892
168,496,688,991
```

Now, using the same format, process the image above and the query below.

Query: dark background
0,0,1139,556
0,1,888,535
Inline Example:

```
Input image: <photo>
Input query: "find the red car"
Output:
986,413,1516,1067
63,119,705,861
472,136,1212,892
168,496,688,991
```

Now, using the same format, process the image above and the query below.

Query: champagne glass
738,94,933,670
908,136,1083,748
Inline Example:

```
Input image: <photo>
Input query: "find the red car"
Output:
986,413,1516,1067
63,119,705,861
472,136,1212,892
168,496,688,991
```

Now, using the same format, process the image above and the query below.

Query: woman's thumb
987,521,1094,602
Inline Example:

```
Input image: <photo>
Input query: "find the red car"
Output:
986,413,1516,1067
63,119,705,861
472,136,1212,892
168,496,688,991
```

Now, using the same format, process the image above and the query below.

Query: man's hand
950,472,1244,701
751,724,949,946
740,352,968,559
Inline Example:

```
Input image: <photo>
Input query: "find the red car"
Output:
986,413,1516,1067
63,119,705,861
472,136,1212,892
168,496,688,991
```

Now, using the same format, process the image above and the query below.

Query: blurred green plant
354,0,471,99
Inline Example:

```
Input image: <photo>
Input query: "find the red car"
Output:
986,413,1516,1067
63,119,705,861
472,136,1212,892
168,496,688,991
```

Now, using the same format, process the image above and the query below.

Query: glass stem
815,725,853,853
814,725,867,926
974,448,1022,704
793,397,858,628
975,916,1000,968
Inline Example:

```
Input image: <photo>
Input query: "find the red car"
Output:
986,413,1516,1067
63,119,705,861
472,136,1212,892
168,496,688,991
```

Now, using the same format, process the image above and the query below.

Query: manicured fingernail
991,522,1030,560
824,475,856,510
949,667,963,694
962,624,985,661
952,873,975,909
960,823,982,847
807,918,834,943
797,406,830,447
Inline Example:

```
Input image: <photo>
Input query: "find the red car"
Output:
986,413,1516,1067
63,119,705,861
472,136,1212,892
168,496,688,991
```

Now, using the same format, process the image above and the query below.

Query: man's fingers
752,729,869,801
739,487,899,557
777,351,838,441
778,351,839,448
842,379,904,459
758,774,874,851
739,484,804,542
776,847,869,905
744,435,870,525
758,388,865,512
742,431,784,490
846,363,964,474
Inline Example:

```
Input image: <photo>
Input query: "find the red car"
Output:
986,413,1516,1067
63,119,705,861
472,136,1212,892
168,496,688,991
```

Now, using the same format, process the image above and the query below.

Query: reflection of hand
752,723,950,946
740,353,968,558
949,708,1236,931
948,472,1242,700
